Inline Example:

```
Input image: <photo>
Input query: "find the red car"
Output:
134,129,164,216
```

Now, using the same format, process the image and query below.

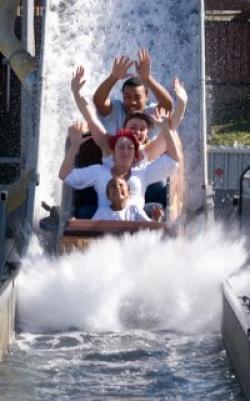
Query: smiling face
122,85,148,114
107,177,130,206
125,117,149,144
114,136,135,167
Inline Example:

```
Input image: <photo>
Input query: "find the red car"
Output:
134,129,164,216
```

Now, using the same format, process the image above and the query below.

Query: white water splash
17,223,247,334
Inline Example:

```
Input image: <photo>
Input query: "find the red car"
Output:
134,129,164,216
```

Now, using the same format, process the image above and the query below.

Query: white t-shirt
92,204,151,221
64,154,178,209
98,99,159,140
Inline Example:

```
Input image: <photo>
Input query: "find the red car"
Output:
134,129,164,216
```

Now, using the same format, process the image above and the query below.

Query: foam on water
17,223,247,334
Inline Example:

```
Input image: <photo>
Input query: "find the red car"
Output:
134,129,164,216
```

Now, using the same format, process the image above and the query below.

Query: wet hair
106,177,130,198
122,76,148,93
108,128,140,162
123,111,154,130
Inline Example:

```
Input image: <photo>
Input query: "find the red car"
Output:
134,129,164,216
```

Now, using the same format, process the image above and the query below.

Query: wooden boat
58,218,170,253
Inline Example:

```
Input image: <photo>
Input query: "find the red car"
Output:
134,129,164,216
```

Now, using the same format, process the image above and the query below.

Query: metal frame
223,280,250,401
0,191,7,277
238,164,250,227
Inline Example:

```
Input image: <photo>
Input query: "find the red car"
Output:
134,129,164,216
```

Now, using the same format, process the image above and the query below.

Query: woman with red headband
59,123,179,213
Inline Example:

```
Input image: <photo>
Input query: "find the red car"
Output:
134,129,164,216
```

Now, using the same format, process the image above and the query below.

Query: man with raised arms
93,48,173,139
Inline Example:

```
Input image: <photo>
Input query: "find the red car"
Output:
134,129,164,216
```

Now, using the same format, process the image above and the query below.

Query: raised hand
68,121,91,147
135,48,151,81
59,121,91,180
173,77,188,104
151,107,170,129
71,66,86,94
111,56,134,80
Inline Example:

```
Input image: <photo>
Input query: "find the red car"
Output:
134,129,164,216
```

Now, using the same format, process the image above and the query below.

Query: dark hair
108,128,140,162
106,177,130,198
123,111,154,130
122,76,148,93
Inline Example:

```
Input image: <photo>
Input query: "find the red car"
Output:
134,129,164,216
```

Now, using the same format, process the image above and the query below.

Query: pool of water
0,331,244,401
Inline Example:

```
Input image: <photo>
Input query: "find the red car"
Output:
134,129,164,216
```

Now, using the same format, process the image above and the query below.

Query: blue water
0,331,243,401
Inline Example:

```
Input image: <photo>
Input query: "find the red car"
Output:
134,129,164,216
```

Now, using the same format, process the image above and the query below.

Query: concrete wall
0,278,16,361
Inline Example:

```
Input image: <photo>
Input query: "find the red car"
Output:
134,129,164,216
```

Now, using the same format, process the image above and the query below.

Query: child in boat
92,177,151,221
92,177,165,222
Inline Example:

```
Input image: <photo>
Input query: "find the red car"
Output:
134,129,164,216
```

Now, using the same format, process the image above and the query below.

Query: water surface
0,331,243,401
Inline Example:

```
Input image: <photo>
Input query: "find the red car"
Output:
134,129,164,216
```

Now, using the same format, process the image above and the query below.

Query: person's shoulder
92,205,109,220
97,99,125,132
111,98,123,106
89,163,105,170
101,162,112,172
82,163,109,175
110,98,125,113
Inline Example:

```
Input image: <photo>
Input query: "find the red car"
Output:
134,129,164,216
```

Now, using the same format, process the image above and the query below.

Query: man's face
122,85,148,114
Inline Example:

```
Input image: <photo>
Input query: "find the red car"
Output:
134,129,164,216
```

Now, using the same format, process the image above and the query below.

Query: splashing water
17,223,247,334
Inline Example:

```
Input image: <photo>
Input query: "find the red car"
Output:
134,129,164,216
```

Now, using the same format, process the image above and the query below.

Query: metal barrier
0,169,35,279
239,165,250,232
0,191,7,277
208,146,250,191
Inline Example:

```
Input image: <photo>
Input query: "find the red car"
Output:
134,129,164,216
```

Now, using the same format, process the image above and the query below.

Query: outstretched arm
93,55,134,116
169,77,188,131
71,66,110,156
135,48,173,113
59,122,91,180
142,108,181,162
